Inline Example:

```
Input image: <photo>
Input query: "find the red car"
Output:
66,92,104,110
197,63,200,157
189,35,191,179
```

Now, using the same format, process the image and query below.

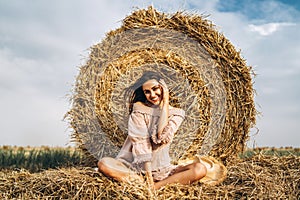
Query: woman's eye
153,86,160,91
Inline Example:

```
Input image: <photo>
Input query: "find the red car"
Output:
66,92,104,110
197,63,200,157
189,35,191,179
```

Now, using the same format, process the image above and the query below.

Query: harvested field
0,148,299,199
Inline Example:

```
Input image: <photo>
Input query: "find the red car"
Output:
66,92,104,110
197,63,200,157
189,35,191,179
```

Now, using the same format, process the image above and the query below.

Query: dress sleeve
128,111,152,165
151,113,185,145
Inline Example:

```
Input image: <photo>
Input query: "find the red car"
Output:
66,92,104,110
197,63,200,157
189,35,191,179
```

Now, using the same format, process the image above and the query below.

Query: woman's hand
159,79,169,106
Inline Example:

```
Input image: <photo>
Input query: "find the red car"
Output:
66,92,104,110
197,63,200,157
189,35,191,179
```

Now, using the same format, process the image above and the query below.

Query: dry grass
1,151,299,199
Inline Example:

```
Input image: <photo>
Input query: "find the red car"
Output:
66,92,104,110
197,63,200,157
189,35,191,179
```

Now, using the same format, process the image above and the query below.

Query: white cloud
249,22,296,36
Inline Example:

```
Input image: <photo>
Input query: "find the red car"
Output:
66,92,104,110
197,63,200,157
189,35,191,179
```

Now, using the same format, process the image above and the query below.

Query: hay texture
1,153,299,199
67,6,256,165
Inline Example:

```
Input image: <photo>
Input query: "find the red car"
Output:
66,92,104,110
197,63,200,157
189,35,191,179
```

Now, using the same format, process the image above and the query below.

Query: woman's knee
98,157,112,173
192,162,207,180
98,157,128,176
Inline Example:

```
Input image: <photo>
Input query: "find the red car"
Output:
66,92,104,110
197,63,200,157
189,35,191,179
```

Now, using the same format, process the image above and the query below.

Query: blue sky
0,0,299,147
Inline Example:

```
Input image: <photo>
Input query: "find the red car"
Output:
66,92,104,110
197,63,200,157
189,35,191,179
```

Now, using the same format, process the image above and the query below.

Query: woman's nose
150,90,155,97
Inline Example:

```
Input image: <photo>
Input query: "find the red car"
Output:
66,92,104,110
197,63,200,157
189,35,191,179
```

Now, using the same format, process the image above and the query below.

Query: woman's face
142,79,162,106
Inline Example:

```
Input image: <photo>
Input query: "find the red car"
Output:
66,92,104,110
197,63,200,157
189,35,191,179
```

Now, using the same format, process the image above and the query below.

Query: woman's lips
151,97,160,103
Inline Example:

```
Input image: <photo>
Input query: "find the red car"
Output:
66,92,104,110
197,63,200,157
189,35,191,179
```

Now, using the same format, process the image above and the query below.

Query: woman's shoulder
134,101,146,107
133,102,148,110
132,102,159,116
132,102,185,117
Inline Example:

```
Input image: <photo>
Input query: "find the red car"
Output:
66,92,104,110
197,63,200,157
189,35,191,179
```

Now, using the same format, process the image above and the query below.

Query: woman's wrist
160,98,169,109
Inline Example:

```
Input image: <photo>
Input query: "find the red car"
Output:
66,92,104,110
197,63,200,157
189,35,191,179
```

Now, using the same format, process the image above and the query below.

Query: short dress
116,102,185,181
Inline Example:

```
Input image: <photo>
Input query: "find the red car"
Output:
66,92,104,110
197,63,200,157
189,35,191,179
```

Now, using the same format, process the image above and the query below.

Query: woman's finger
159,79,168,91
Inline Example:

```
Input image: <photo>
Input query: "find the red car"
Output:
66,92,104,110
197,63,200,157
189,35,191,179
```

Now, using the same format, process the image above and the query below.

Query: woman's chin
150,101,161,106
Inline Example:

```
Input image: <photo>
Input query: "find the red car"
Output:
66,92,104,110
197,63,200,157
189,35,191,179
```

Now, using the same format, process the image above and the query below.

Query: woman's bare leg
154,162,207,190
98,157,143,182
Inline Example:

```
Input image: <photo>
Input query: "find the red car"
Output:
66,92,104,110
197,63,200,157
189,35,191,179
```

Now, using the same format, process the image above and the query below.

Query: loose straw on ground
1,153,299,199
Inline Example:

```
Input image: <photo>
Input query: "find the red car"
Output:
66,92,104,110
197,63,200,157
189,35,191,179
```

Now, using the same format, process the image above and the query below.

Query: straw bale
66,6,256,165
1,154,299,199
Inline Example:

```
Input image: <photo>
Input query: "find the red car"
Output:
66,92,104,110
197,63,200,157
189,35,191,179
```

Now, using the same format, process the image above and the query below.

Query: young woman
98,71,207,190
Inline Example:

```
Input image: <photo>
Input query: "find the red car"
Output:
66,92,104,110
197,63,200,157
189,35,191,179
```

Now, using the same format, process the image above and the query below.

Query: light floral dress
116,102,185,181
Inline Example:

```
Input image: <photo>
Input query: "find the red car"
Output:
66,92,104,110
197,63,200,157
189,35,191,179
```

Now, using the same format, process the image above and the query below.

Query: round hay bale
67,6,256,165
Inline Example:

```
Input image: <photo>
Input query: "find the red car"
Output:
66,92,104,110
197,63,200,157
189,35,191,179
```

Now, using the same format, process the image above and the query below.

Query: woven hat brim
177,155,227,186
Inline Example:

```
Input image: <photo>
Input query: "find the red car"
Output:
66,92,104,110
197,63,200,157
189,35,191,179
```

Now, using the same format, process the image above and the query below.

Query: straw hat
178,155,227,186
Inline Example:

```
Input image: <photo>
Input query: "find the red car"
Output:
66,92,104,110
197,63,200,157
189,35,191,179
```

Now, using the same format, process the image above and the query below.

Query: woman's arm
157,80,169,140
